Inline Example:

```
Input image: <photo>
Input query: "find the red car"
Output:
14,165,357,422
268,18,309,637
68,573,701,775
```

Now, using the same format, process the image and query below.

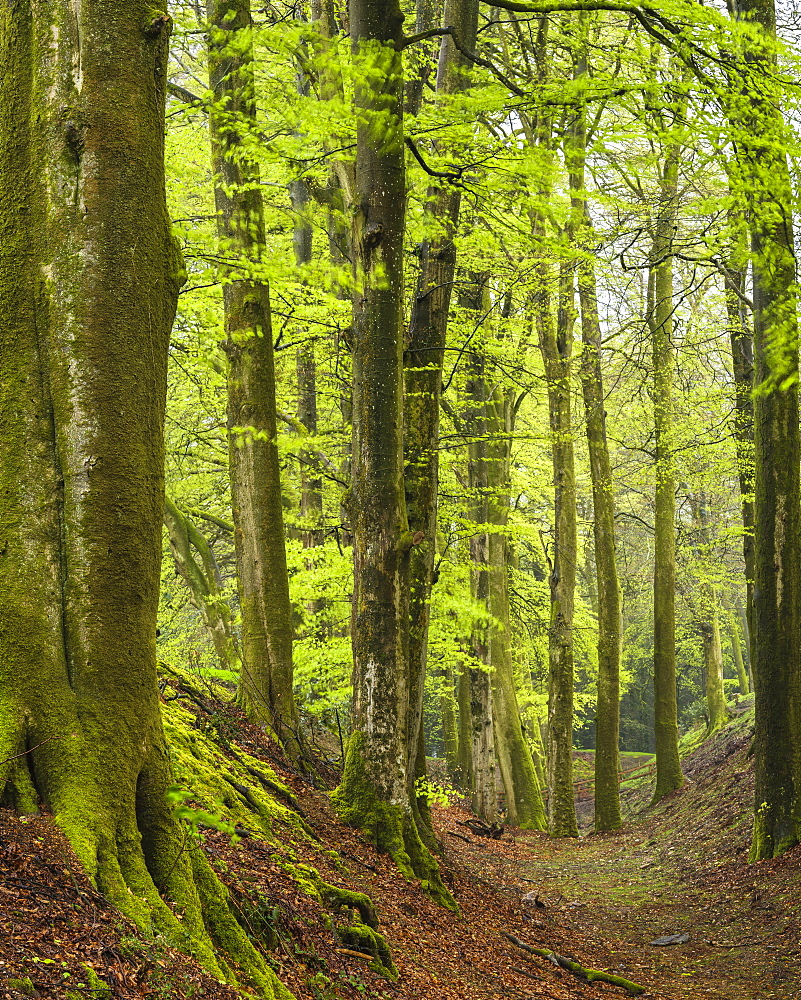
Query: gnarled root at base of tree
503,932,646,996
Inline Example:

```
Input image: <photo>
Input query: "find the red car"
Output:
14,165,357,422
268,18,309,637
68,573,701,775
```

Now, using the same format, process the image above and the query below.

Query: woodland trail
437,716,801,999
3,698,801,1000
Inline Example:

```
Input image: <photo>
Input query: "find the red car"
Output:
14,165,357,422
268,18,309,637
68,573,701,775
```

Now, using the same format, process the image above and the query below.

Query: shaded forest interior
2,0,801,996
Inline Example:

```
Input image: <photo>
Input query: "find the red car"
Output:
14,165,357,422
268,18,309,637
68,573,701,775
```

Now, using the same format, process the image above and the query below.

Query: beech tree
331,0,453,906
206,0,299,746
0,3,290,994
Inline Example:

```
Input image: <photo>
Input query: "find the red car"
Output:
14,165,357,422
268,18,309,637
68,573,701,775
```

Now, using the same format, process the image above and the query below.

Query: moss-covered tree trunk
565,41,622,831
537,267,579,839
464,339,498,824
728,606,750,696
729,0,801,861
724,215,756,670
688,493,727,733
289,56,324,560
164,498,241,674
332,0,452,906
403,0,479,847
578,260,623,831
736,597,753,688
206,0,297,744
439,662,461,778
648,113,684,802
0,5,290,995
486,389,547,830
455,659,475,791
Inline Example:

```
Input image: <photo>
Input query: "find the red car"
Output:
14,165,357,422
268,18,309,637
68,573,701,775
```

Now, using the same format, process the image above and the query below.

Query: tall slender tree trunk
456,658,475,791
537,266,579,839
728,607,750,696
403,0,479,837
486,388,547,829
688,493,727,733
729,0,801,860
439,662,461,777
332,0,452,906
724,213,756,669
579,259,623,831
0,5,292,993
565,35,622,831
648,103,684,802
207,0,297,743
464,337,498,824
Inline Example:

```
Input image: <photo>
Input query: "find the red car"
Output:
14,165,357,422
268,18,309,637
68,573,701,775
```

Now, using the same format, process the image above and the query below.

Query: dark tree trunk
332,0,452,906
730,0,801,860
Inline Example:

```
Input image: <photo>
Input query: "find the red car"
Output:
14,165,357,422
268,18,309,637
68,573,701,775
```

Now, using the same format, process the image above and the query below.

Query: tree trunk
724,215,756,670
464,336,498,825
163,498,241,674
729,0,801,860
728,606,750,696
648,103,684,802
566,37,622,831
439,662,461,778
332,0,452,906
578,260,623,831
207,0,297,745
0,5,290,994
537,265,579,839
736,597,753,688
455,659,475,791
403,0,479,837
486,389,547,830
688,494,728,733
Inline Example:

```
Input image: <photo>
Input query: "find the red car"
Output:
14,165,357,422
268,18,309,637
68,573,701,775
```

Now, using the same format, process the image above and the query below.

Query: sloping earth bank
2,696,800,1000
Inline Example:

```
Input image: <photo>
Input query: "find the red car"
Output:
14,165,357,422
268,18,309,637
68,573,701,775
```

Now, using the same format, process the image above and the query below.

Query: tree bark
464,334,499,825
566,33,622,832
728,606,750,696
648,84,684,801
724,214,756,669
729,0,801,860
537,262,579,839
332,0,452,906
688,493,727,733
403,0,478,836
0,4,291,993
206,0,297,745
486,388,547,830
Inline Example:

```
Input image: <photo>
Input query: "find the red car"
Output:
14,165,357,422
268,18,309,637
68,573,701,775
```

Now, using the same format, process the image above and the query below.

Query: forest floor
1,693,800,1000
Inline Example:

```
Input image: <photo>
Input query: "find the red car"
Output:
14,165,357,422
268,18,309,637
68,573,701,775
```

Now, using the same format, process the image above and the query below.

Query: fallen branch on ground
503,932,646,996
447,830,473,843
459,818,505,839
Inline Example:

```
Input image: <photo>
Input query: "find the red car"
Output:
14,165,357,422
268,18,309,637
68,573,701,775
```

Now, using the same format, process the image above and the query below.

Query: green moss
338,923,397,980
2,761,39,814
7,977,36,997
68,966,111,999
190,849,295,999
161,697,305,842
332,732,456,911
